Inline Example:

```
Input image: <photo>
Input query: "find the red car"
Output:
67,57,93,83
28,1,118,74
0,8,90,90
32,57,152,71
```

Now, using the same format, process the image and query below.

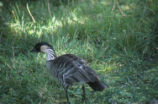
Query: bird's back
46,54,99,87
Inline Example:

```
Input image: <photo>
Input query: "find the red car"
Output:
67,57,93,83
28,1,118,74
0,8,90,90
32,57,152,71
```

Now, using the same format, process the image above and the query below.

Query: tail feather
87,81,108,91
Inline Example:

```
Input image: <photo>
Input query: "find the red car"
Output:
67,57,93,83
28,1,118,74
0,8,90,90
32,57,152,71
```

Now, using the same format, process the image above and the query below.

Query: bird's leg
82,84,86,102
64,86,70,104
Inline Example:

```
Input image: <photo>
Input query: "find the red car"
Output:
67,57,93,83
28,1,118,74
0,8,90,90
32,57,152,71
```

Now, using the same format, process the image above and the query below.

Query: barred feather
46,53,107,91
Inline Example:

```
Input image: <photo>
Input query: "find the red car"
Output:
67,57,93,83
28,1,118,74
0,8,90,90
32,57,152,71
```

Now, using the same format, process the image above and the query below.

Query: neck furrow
45,49,56,61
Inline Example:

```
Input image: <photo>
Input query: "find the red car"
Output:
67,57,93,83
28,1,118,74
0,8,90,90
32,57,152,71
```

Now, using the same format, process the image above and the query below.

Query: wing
51,54,99,86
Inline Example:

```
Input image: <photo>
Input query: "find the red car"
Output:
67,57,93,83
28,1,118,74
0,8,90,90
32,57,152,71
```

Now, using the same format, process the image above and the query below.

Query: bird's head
31,42,53,53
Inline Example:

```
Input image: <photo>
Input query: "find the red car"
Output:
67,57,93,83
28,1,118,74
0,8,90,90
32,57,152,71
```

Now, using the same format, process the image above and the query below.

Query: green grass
0,0,158,104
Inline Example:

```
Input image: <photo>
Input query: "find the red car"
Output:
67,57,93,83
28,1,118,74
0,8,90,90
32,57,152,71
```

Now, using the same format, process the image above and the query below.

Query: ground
0,0,158,104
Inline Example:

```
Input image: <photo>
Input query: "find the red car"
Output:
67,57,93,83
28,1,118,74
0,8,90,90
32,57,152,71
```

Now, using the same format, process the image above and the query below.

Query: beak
30,48,37,52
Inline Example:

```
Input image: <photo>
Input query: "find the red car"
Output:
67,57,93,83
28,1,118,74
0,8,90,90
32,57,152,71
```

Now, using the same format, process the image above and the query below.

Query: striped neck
44,49,56,61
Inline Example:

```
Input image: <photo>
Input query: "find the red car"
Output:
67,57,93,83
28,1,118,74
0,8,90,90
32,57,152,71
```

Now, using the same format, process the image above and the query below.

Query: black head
31,42,53,52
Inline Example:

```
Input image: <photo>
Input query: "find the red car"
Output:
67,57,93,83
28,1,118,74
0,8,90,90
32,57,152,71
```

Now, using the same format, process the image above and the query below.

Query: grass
0,0,158,104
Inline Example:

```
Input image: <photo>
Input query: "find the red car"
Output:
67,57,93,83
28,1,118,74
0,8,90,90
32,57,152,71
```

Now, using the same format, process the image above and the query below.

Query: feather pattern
46,53,99,87
44,49,56,61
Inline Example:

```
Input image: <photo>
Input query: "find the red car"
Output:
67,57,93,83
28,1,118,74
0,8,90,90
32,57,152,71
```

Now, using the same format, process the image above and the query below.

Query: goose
31,42,108,103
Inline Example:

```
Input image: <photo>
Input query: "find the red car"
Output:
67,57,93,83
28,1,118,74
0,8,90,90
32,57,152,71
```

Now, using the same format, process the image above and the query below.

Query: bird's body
46,54,105,91
31,42,108,103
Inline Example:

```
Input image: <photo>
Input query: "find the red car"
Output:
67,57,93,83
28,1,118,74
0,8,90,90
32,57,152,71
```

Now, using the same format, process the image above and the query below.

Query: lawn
0,0,158,104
